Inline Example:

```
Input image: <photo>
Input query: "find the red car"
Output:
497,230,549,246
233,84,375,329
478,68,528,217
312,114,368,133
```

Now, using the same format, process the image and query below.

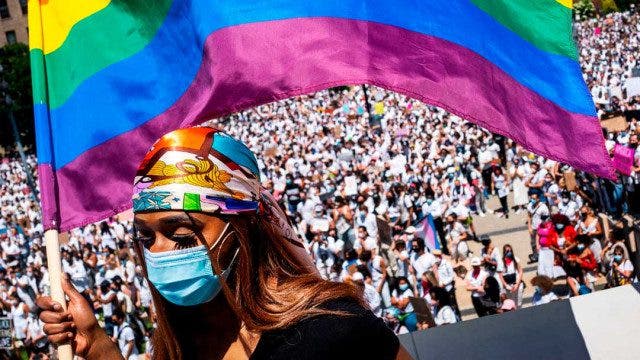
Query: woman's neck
173,295,258,360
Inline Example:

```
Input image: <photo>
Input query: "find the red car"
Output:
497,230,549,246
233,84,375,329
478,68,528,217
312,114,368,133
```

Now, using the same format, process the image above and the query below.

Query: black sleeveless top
251,298,399,360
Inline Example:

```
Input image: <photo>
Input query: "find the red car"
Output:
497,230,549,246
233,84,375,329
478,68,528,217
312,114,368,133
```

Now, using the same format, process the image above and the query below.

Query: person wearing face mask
444,213,470,264
37,127,404,360
557,192,580,222
389,277,417,332
446,197,476,239
549,214,577,278
572,235,598,293
421,195,449,255
499,244,524,307
536,216,556,278
432,250,459,318
606,244,635,288
355,205,379,242
526,192,549,264
576,205,603,271
409,238,437,289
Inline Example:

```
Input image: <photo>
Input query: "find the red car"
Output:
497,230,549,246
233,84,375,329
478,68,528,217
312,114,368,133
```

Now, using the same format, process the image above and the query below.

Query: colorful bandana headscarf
133,127,261,214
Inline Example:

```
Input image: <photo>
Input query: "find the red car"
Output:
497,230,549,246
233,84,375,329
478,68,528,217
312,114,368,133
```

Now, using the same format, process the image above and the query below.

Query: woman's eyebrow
160,213,204,227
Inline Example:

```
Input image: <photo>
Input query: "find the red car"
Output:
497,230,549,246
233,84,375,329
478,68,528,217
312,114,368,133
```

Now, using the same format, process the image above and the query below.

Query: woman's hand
36,275,119,359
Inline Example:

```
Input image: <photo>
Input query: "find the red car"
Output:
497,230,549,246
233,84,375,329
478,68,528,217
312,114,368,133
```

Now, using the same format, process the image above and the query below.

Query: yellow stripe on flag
30,0,110,54
556,0,573,9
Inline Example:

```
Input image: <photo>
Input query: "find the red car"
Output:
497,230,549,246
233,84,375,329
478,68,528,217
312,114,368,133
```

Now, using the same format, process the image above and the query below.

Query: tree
0,43,34,150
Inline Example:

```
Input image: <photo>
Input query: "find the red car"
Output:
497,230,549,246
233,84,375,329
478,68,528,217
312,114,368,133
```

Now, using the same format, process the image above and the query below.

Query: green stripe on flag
44,0,173,109
29,49,47,106
470,0,578,61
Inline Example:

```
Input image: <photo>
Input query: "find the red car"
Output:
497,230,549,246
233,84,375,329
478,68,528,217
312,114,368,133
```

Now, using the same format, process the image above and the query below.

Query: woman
606,244,635,288
428,287,458,327
465,257,488,317
491,167,510,218
531,275,558,306
548,214,577,278
479,276,501,316
444,213,469,263
576,205,603,272
569,235,598,294
508,157,529,213
499,244,524,307
389,276,417,332
536,217,556,278
37,127,404,359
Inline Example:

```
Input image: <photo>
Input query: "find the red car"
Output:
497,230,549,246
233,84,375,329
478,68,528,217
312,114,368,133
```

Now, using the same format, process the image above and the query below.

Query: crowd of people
0,6,639,358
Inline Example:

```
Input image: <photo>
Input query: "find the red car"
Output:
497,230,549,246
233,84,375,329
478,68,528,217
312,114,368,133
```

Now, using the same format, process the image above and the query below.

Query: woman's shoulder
252,297,399,360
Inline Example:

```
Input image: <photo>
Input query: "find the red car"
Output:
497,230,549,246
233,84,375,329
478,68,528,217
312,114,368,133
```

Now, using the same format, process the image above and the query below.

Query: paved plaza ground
451,195,605,321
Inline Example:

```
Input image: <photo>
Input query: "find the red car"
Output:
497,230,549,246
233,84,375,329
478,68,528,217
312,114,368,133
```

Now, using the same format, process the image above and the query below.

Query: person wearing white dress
509,158,529,213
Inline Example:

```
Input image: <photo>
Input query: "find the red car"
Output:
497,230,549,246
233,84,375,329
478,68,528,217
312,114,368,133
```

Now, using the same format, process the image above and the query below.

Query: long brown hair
135,212,364,359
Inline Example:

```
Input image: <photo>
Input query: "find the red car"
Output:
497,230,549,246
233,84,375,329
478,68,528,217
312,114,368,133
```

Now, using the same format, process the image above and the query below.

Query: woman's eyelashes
171,233,198,249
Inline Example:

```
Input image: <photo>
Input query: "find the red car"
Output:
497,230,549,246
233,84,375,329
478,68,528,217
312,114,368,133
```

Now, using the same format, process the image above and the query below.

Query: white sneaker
479,212,486,217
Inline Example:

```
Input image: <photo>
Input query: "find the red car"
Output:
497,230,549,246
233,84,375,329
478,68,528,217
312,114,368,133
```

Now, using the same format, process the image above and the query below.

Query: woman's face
134,211,228,253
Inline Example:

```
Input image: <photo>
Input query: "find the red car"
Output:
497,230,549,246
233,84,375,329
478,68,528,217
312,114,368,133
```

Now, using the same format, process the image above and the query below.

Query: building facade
0,0,28,46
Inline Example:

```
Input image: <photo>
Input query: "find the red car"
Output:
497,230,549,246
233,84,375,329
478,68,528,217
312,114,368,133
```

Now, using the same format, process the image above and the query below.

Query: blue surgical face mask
399,283,409,291
613,255,623,263
144,225,238,307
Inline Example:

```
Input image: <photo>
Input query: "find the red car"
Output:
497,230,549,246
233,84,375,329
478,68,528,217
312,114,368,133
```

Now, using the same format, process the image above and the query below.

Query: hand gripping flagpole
28,1,72,359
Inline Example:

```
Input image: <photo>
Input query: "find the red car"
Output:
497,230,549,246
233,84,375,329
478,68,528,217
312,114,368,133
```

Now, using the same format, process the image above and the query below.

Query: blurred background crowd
1,5,640,360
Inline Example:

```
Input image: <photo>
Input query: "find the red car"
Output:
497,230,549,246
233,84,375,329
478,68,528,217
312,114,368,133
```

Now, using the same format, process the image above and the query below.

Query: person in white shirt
527,193,549,263
557,192,580,222
352,272,382,317
409,238,436,287
112,309,139,360
390,276,417,332
607,244,635,287
355,205,379,241
444,213,470,263
465,257,489,317
26,313,49,354
432,249,460,317
531,275,558,306
426,287,458,328
353,226,378,254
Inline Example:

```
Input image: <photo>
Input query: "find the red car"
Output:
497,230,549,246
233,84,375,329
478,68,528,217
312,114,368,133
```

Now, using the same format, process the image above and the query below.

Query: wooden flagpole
44,229,73,360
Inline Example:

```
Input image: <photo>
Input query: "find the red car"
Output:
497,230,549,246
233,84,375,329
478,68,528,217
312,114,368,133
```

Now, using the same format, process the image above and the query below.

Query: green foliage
574,0,596,18
600,0,620,13
0,43,34,149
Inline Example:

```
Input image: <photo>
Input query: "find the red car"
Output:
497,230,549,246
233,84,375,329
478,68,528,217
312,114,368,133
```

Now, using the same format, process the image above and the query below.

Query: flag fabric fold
413,215,441,252
29,0,613,231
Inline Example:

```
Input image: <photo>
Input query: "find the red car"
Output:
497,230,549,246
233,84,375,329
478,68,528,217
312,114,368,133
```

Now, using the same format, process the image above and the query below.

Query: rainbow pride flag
29,0,613,231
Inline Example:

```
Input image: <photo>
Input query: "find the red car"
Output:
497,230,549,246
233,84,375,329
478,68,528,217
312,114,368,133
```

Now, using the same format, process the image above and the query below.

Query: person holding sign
36,127,405,359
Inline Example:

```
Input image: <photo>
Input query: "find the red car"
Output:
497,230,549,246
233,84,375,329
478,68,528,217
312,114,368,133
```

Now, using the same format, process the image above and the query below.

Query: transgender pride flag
28,0,612,231
414,214,441,252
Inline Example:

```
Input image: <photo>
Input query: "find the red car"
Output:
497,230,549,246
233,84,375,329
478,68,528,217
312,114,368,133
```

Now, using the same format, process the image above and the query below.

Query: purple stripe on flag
43,17,613,231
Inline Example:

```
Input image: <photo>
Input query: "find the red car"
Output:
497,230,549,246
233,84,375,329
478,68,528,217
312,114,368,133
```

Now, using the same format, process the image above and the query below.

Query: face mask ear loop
207,222,237,277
